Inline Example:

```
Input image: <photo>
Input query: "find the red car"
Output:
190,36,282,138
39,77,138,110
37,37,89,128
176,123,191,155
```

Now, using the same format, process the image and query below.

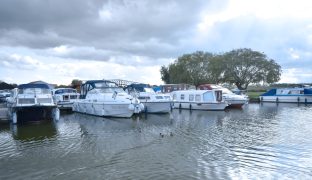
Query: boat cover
18,84,50,89
260,89,276,96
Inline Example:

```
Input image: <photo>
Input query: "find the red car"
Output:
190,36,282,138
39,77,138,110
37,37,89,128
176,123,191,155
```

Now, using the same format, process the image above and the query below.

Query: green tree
160,51,213,87
221,48,281,90
160,65,170,84
71,79,82,91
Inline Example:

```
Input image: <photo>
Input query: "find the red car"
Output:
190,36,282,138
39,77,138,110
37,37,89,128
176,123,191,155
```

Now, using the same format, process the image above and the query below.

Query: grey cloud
0,0,213,61
0,53,43,70
198,16,312,70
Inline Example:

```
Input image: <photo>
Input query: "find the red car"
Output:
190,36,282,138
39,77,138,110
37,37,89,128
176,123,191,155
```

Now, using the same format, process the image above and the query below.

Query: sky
1,0,312,85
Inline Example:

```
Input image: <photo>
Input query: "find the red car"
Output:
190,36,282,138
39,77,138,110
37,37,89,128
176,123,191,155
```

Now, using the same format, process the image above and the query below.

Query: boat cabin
172,90,223,103
80,80,119,98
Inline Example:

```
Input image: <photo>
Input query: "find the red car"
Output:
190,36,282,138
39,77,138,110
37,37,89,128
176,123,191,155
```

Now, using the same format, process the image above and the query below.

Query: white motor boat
125,84,172,113
0,89,11,103
52,88,80,110
260,87,312,103
171,90,228,110
6,84,60,124
72,80,144,118
198,84,248,108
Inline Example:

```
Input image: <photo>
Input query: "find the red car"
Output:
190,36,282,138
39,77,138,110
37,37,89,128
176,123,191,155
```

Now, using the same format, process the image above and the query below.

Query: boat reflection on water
170,109,227,129
11,121,57,141
65,112,173,133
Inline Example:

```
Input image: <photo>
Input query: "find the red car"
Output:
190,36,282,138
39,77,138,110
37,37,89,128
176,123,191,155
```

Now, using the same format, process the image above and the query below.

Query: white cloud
280,68,312,83
288,48,300,60
1,0,312,85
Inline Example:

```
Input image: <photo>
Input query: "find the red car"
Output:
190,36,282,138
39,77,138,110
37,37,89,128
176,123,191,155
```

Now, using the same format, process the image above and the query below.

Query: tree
221,48,281,90
160,65,170,84
160,51,214,87
71,79,82,91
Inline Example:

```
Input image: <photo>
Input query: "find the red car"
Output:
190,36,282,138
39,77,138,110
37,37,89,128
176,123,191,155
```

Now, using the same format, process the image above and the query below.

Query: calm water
0,103,312,179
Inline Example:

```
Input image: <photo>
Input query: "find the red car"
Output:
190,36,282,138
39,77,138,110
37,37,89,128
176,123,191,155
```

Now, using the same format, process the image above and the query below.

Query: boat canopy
304,88,312,95
54,88,77,94
80,80,118,98
260,89,276,96
125,83,151,92
18,84,50,89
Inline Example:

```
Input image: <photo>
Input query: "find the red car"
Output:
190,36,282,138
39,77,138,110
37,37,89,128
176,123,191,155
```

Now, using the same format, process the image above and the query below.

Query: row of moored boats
2,80,311,124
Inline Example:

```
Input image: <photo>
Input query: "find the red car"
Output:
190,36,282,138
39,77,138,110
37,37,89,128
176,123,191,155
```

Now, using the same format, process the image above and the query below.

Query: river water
0,103,312,179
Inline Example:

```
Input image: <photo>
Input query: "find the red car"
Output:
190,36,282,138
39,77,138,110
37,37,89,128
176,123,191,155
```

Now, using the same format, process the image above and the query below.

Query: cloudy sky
1,0,312,85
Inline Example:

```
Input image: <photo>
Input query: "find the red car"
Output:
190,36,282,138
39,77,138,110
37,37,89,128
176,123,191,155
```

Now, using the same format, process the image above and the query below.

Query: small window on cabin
189,94,194,101
155,96,163,99
181,94,185,100
173,94,177,100
195,94,201,102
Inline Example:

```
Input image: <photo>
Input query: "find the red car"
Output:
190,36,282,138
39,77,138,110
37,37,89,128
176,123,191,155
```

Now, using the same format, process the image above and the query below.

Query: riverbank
247,91,265,103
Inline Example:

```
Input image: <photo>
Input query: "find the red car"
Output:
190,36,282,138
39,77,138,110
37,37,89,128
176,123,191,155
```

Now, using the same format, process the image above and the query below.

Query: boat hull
73,102,135,118
260,95,312,103
226,99,248,108
142,101,171,113
9,105,57,123
57,101,74,110
173,102,228,111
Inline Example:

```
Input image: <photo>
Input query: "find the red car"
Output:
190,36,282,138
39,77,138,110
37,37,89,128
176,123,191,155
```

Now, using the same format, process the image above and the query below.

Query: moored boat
6,84,60,124
260,87,312,103
125,83,172,113
171,90,228,110
72,80,144,118
198,84,248,108
52,88,80,110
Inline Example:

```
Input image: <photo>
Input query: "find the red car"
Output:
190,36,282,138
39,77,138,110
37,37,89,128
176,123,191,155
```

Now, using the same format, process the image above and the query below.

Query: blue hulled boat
260,87,312,103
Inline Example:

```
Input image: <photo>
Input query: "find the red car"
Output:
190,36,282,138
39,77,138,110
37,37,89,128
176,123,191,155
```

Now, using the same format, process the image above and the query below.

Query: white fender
53,108,60,121
128,104,135,111
139,103,145,112
12,111,17,124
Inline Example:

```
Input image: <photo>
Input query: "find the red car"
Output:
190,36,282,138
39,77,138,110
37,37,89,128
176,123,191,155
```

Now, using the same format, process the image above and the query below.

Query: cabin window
203,92,214,102
195,94,201,102
289,90,300,95
173,94,177,100
155,96,163,99
138,97,150,100
189,94,194,101
215,91,222,102
164,96,171,100
180,94,185,100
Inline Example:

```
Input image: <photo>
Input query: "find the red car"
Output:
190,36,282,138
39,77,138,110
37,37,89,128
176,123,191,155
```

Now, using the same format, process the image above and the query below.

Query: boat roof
125,83,151,91
198,84,223,90
171,90,217,94
83,80,117,88
18,83,50,89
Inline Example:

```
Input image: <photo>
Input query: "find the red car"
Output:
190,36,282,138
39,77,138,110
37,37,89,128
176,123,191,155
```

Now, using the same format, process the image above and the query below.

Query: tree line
160,48,282,90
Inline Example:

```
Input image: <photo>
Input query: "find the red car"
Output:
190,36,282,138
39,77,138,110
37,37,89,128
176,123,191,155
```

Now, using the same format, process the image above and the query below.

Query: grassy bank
247,91,265,102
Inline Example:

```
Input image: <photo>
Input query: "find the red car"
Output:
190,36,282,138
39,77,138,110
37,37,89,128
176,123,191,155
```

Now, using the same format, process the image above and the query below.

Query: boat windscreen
94,82,117,88
144,88,155,93
221,88,233,95
19,88,51,94
99,87,125,93
55,89,77,94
